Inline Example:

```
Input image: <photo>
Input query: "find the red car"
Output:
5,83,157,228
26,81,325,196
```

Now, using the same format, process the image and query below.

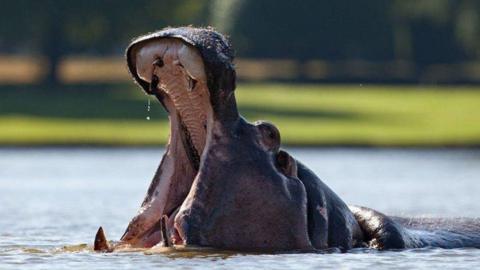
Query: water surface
1,148,479,269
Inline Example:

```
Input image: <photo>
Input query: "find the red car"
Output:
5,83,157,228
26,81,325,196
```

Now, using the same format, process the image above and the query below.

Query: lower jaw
132,206,181,248
135,124,207,248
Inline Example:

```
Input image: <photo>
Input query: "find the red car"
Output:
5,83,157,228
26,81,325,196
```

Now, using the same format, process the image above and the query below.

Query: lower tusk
161,215,171,247
94,226,112,252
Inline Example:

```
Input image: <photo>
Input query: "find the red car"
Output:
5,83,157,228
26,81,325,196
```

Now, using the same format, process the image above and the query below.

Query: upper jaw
135,37,211,164
133,38,207,93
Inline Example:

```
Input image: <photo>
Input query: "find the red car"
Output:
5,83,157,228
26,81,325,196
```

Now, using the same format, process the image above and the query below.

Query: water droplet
146,98,151,120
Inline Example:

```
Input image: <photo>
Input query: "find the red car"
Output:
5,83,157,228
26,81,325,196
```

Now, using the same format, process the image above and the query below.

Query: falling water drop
146,98,151,120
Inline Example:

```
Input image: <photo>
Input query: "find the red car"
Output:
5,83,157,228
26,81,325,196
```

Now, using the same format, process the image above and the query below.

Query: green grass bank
1,84,480,147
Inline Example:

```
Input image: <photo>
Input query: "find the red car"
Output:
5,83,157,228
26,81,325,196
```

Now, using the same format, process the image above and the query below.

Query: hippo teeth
94,227,111,252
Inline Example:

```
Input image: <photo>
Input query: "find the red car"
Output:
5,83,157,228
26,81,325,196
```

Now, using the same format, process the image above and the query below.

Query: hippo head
98,27,313,252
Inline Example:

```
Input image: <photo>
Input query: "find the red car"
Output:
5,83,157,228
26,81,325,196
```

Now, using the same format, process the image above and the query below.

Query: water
1,148,480,269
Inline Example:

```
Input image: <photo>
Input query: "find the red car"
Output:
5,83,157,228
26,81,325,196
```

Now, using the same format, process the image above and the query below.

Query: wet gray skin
94,27,480,252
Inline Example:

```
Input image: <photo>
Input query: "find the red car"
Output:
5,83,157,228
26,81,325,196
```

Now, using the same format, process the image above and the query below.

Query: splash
58,244,89,253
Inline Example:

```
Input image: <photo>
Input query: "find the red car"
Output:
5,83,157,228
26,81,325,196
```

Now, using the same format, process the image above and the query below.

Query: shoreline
2,144,480,150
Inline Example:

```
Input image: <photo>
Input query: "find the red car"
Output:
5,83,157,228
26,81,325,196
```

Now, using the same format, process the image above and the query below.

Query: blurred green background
1,0,480,147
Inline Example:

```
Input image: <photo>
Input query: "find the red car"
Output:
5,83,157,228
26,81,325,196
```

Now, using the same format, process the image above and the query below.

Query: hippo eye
153,58,164,68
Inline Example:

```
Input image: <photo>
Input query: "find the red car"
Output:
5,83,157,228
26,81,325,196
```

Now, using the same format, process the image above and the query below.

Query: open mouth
120,38,213,248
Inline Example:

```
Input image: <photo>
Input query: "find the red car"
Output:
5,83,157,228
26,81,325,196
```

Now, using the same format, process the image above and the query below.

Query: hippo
94,26,480,252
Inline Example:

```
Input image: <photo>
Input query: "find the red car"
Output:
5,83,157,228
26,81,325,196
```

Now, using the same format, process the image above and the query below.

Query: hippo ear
94,227,111,252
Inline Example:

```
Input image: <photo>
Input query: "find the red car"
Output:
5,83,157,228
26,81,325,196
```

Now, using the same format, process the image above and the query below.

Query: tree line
1,0,479,85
